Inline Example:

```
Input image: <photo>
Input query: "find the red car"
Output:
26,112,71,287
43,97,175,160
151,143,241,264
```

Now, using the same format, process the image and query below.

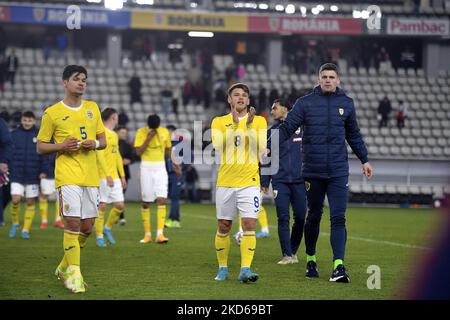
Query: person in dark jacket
5,49,19,87
273,63,373,283
116,126,137,225
8,111,48,239
261,99,307,265
377,96,392,128
0,117,13,226
128,73,142,104
184,165,199,203
164,125,183,228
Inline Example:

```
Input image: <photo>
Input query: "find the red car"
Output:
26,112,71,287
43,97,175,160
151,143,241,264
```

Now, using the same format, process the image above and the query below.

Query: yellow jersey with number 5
211,113,267,188
37,100,105,188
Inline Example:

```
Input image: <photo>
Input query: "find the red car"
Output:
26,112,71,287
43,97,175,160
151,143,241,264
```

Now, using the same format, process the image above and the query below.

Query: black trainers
329,264,350,283
305,261,319,278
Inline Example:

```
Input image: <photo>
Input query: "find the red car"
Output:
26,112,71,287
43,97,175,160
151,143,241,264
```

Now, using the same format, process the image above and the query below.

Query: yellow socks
258,206,269,233
106,207,123,229
156,205,166,236
22,204,35,232
11,202,20,225
39,197,48,223
63,230,80,266
215,231,230,268
78,232,89,249
141,207,151,237
240,231,256,268
95,208,105,238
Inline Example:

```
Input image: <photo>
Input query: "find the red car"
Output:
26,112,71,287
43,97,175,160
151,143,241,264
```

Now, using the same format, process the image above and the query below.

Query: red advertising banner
0,6,10,22
387,18,449,36
249,16,362,35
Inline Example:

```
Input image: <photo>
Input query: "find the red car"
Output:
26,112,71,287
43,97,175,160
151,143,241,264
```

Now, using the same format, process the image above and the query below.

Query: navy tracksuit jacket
9,125,48,186
275,85,369,262
261,120,307,257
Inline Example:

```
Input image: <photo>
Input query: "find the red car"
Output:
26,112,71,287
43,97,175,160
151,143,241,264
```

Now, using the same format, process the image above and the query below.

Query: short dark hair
22,111,35,119
62,65,88,81
101,107,117,121
166,125,177,131
319,63,339,76
273,98,292,111
117,126,127,131
227,83,250,96
147,114,160,129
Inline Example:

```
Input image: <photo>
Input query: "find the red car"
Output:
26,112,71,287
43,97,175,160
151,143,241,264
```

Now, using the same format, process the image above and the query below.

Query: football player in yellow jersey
37,65,106,294
211,83,267,283
94,108,127,247
134,114,181,244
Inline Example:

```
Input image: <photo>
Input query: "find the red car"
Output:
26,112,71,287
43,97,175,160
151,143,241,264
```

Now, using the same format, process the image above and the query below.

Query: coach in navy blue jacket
274,63,373,283
261,99,307,264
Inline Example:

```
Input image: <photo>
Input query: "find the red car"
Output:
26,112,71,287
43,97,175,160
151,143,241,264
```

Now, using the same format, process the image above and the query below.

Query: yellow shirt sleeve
94,103,105,136
96,150,108,178
37,111,55,143
134,128,145,148
116,150,125,178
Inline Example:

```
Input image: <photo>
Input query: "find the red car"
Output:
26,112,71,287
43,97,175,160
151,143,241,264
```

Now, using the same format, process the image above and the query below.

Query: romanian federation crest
86,110,94,120
339,107,344,116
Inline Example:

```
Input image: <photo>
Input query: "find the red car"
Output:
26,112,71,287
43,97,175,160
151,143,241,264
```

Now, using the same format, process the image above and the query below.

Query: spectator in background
0,117,13,226
236,63,245,80
172,86,180,117
118,109,129,128
288,86,298,106
400,46,416,69
376,47,390,71
193,81,202,105
128,73,142,105
5,49,19,87
184,164,199,203
117,126,137,225
161,86,173,119
182,79,192,106
378,96,392,128
56,34,68,60
397,100,407,129
258,87,267,111
269,88,279,106
203,86,211,109
225,63,236,86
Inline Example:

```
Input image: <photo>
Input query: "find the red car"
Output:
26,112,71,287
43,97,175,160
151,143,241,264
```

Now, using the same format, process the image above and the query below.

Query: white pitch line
190,213,432,251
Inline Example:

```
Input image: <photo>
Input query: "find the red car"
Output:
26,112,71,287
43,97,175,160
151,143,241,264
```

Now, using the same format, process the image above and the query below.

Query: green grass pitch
0,203,437,300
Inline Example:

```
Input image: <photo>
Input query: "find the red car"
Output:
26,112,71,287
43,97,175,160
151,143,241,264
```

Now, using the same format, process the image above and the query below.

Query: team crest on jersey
295,128,301,135
273,190,278,198
86,110,94,120
64,203,70,213
305,181,311,191
33,137,37,143
339,108,344,116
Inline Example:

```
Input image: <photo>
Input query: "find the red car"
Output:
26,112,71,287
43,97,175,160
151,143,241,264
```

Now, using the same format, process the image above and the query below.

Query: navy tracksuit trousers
168,173,182,221
272,182,307,257
304,176,348,261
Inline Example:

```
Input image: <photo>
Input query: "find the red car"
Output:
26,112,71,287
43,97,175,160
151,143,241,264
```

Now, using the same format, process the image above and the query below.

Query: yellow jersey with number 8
211,113,267,188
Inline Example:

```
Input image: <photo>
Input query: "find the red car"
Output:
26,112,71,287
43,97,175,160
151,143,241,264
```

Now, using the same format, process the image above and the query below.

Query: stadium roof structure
1,0,449,16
